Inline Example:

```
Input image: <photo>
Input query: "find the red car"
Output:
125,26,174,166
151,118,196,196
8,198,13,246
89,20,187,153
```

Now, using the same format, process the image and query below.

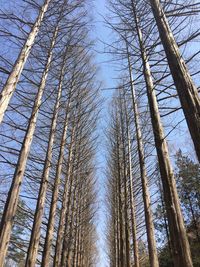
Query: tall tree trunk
119,92,131,267
131,2,193,266
0,26,58,267
72,218,78,267
25,43,67,267
72,194,81,267
77,225,83,267
0,0,51,124
150,0,200,162
54,123,76,267
158,178,173,259
113,194,118,267
61,136,82,267
116,186,121,267
124,93,140,267
116,115,125,267
80,233,84,267
76,213,82,267
126,42,159,267
62,174,78,267
41,88,72,267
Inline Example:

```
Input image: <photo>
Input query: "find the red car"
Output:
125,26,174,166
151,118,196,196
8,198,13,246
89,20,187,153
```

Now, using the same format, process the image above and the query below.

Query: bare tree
125,45,159,267
0,0,51,124
150,0,200,162
0,24,58,266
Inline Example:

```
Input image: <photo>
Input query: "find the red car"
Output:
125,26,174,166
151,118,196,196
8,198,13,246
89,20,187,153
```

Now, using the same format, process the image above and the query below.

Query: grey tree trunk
119,92,131,267
0,26,57,267
116,114,126,267
124,93,140,267
126,42,159,267
0,0,51,124
25,44,67,267
61,170,78,267
72,190,81,267
113,193,119,267
116,184,121,267
54,124,76,267
60,122,83,267
158,179,172,258
150,0,200,162
41,90,72,267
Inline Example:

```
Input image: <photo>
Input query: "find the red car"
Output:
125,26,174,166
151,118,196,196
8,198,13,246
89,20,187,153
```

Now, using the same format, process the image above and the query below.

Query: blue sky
92,1,115,266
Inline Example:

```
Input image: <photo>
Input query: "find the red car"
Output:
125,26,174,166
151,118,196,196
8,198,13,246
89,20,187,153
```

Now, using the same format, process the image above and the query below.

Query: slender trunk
0,0,51,124
116,116,125,267
72,221,78,267
72,196,81,267
124,94,140,267
116,189,121,267
61,137,82,267
54,124,76,267
41,89,72,267
60,181,76,267
119,93,131,267
158,179,172,258
76,218,82,267
61,189,75,267
131,2,193,266
63,176,79,267
0,27,57,267
113,187,119,267
126,41,159,267
80,233,84,267
25,43,68,267
113,198,117,267
150,0,200,162
78,225,83,267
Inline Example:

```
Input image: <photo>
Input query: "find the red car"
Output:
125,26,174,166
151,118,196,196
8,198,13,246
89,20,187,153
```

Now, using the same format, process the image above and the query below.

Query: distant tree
3,199,29,266
175,150,200,239
158,246,173,267
154,149,200,266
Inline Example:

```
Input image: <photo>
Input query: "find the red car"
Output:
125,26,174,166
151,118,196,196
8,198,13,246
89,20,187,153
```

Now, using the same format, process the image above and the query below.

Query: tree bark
150,0,200,162
116,114,126,267
0,0,51,124
61,170,78,267
131,2,193,266
25,44,67,267
158,178,173,259
72,194,81,267
78,224,84,267
126,41,159,267
116,184,121,267
119,92,131,267
124,93,140,267
0,26,57,267
60,126,83,267
113,191,119,267
54,124,76,267
41,88,72,267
